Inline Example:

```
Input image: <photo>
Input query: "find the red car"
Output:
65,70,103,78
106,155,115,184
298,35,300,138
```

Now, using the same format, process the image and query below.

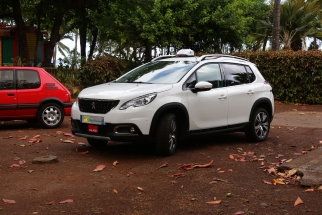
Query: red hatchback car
0,67,73,128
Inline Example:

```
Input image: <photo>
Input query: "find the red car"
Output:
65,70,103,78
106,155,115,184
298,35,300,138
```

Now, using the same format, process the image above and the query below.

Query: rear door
0,69,16,117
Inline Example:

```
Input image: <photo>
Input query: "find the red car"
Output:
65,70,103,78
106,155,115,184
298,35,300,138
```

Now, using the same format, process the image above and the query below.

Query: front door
0,69,16,117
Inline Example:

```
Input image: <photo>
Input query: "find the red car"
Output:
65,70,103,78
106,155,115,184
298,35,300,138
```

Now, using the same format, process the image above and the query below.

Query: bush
233,50,322,104
79,55,133,89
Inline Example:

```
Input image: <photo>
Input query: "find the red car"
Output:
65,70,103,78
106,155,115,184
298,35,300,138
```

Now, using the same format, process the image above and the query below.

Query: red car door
0,69,16,117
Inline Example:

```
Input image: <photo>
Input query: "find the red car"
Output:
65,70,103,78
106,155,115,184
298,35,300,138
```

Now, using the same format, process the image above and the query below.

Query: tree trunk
144,41,152,62
272,0,281,51
12,0,29,64
79,8,87,62
88,27,98,60
42,13,65,67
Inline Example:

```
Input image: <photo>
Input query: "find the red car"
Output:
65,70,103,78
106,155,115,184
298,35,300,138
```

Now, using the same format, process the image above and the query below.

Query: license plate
80,115,104,125
88,124,98,133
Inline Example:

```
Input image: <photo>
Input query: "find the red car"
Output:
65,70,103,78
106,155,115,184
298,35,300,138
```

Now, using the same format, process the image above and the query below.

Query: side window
185,73,197,89
196,64,222,88
0,70,14,90
245,66,256,82
17,70,41,89
221,64,249,86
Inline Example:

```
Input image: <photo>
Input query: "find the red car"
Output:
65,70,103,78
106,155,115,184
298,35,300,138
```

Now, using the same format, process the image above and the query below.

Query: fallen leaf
228,169,233,172
63,132,74,137
93,165,106,172
59,199,74,204
273,179,285,185
158,163,168,169
2,199,16,204
19,136,28,140
304,188,314,192
27,170,34,173
33,135,40,138
229,154,235,159
77,142,86,145
60,139,74,143
286,168,297,177
19,160,26,165
173,173,185,178
263,180,272,185
14,157,20,161
294,197,303,206
317,185,322,190
137,187,144,191
79,151,89,155
44,201,54,205
113,189,118,194
30,188,40,191
217,171,225,174
113,161,119,167
234,211,245,215
20,144,26,147
10,164,20,168
206,200,222,205
319,141,322,144
56,131,63,134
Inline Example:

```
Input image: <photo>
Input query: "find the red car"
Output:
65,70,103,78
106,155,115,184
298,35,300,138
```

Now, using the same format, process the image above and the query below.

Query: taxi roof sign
176,49,195,57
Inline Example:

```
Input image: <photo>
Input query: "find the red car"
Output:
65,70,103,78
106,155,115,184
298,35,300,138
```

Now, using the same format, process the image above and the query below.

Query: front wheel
245,108,270,142
155,113,177,156
87,138,108,148
37,103,64,129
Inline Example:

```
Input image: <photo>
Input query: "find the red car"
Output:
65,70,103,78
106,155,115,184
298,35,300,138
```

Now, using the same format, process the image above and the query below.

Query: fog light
130,127,135,133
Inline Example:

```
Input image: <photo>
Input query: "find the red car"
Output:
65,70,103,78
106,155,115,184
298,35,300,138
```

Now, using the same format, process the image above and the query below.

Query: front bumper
71,119,151,142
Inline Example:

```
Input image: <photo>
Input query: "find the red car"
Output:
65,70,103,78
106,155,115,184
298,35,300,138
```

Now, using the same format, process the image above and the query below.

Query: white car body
71,51,274,155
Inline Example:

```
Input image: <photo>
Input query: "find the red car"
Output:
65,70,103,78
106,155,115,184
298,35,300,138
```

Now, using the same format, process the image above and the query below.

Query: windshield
115,61,197,84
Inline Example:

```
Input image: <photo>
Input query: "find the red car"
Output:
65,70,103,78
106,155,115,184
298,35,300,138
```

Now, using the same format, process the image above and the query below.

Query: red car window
16,70,40,89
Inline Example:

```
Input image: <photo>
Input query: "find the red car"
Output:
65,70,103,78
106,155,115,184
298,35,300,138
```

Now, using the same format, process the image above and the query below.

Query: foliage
233,50,322,104
79,55,131,88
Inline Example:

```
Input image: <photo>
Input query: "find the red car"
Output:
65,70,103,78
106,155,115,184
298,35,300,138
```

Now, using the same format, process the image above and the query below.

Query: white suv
71,49,274,156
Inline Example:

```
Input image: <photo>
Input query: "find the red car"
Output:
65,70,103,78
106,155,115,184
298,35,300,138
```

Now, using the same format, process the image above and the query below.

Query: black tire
245,108,270,142
37,103,64,129
87,138,108,148
155,113,177,156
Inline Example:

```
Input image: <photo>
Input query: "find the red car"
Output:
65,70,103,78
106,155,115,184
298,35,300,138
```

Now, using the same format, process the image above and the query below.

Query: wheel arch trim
249,98,273,122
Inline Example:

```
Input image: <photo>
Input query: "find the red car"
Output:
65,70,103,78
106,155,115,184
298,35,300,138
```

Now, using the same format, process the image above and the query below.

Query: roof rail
199,54,249,62
151,55,176,62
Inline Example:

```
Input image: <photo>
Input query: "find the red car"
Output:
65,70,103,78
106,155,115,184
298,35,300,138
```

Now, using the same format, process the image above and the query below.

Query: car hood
78,83,173,100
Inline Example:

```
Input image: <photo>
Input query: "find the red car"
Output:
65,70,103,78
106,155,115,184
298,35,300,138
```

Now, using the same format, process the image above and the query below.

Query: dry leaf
273,179,285,185
19,160,26,165
228,169,233,172
229,154,235,159
2,199,16,204
79,151,89,155
304,188,314,192
77,142,86,145
234,211,245,215
61,139,74,143
263,180,272,185
173,173,185,178
59,199,74,204
10,164,20,168
113,189,118,194
56,131,63,134
206,200,222,205
158,163,168,169
93,165,106,172
33,135,40,138
44,201,54,205
63,132,74,137
28,170,34,173
19,136,28,140
20,144,26,147
286,168,297,177
30,188,40,191
137,187,144,191
217,171,225,174
113,161,119,167
294,197,304,206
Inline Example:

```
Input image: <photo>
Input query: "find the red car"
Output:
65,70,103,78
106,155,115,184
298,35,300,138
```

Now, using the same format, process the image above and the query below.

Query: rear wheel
37,103,64,129
155,113,177,156
245,108,270,142
87,138,108,148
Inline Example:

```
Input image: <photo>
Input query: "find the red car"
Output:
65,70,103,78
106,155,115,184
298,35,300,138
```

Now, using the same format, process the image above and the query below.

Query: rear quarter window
221,64,250,86
17,70,41,89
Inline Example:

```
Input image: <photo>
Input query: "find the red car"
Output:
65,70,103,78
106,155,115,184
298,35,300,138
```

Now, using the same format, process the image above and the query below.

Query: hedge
233,50,322,104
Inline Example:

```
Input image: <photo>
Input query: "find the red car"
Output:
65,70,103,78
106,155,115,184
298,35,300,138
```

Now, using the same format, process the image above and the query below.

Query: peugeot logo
91,102,96,110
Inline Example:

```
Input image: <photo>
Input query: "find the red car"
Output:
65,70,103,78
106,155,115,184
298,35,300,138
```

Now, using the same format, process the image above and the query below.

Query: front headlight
120,93,157,110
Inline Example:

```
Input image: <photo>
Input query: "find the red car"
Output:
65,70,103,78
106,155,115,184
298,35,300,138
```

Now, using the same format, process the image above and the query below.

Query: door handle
7,93,15,96
247,90,254,95
219,95,227,100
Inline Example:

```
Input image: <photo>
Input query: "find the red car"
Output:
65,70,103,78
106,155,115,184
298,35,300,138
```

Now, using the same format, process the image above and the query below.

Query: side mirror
191,81,212,93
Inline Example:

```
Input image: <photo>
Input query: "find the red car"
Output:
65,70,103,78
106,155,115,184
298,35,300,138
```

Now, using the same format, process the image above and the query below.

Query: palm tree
272,0,281,51
280,0,322,50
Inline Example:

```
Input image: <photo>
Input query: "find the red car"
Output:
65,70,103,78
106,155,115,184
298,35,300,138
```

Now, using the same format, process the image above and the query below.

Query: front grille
79,98,119,114
76,121,113,135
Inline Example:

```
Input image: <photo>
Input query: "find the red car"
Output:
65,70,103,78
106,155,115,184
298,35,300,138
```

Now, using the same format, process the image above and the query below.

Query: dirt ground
1,101,322,215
